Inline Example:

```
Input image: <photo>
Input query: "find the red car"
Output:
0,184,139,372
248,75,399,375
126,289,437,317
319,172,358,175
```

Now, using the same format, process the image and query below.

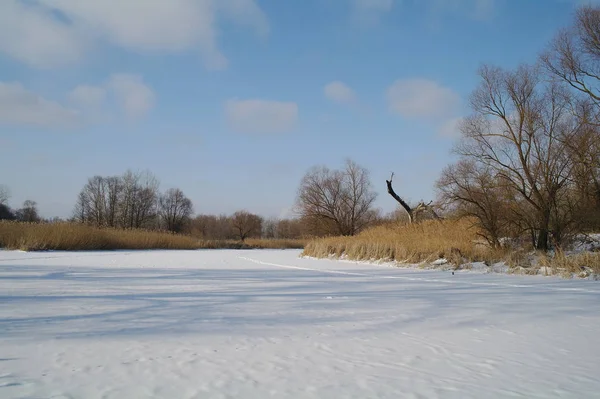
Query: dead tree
386,173,440,223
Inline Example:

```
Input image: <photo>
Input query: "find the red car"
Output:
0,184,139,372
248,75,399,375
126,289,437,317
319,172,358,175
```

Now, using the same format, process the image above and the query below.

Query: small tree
16,200,40,223
296,159,378,236
158,188,193,233
231,210,263,241
436,160,509,248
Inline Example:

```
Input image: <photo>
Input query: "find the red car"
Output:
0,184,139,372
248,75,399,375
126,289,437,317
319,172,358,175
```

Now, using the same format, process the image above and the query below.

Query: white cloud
0,82,79,128
67,74,155,119
387,78,461,119
225,99,298,134
0,1,84,68
324,81,357,104
0,0,268,69
0,73,155,129
68,85,107,108
108,74,156,119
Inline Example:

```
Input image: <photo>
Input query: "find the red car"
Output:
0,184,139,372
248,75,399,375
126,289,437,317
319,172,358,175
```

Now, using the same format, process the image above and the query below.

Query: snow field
1,249,599,398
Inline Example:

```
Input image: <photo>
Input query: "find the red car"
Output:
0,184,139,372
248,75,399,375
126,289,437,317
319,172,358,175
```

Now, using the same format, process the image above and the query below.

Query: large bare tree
541,5,600,227
296,159,377,236
452,64,580,250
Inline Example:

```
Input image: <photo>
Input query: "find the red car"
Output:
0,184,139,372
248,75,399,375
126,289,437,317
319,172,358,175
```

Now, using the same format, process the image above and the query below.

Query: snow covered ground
1,249,599,399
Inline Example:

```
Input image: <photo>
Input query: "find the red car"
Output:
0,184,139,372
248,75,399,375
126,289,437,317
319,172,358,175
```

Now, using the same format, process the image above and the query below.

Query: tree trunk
536,229,549,251
535,209,552,251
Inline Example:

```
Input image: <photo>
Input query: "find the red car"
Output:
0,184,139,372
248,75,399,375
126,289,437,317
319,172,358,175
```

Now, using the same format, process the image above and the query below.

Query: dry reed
302,217,498,264
0,221,307,251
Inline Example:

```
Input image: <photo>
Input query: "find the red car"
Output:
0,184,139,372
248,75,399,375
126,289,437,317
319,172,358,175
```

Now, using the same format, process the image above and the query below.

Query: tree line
0,162,397,240
68,166,391,240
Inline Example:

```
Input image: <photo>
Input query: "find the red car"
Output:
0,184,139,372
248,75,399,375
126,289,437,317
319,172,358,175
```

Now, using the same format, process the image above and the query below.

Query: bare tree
541,5,600,111
436,160,509,248
81,176,108,227
0,185,9,206
386,173,440,223
73,190,89,224
231,210,263,241
119,170,159,229
16,200,40,223
565,119,600,228
191,214,234,240
262,217,278,239
105,176,122,227
276,218,307,239
454,64,580,250
158,188,193,233
541,5,600,229
296,159,378,236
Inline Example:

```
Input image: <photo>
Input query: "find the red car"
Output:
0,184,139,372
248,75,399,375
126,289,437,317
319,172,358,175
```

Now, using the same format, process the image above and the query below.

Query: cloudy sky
0,0,592,219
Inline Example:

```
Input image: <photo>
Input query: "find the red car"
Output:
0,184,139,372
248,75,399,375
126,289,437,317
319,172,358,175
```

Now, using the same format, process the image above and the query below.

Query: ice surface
1,249,599,398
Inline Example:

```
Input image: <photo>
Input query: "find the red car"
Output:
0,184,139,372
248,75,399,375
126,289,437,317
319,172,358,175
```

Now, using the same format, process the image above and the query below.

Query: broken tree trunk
385,173,440,223
386,173,414,223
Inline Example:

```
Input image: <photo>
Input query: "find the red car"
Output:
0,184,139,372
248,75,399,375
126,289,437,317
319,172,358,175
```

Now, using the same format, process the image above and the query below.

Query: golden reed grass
538,251,600,276
0,221,307,251
302,217,496,265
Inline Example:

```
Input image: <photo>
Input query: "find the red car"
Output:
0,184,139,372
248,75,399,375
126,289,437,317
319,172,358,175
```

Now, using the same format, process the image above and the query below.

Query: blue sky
0,0,593,219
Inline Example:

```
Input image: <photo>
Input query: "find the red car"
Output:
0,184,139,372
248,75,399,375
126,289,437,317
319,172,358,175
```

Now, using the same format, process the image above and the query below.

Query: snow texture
1,249,600,398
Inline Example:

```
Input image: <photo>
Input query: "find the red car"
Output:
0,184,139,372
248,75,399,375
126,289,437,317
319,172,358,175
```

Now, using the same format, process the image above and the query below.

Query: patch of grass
0,221,307,251
302,217,501,265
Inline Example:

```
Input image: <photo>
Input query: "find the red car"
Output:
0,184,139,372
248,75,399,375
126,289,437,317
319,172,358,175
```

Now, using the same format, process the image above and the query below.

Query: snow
571,233,600,253
1,249,600,398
